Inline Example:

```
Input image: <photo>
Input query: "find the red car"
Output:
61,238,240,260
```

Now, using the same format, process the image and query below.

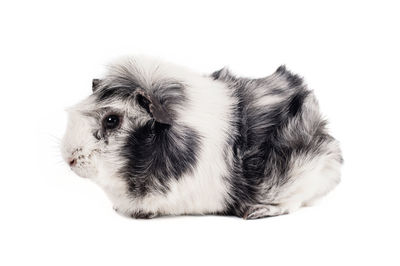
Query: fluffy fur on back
61,56,342,219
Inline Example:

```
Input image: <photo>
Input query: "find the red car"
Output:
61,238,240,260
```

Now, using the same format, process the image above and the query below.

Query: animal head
61,56,204,199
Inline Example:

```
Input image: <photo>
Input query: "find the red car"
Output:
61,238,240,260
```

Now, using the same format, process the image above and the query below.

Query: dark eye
103,114,121,130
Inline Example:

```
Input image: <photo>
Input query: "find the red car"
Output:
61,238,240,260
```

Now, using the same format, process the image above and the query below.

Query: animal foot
130,210,158,219
113,206,157,219
243,204,288,220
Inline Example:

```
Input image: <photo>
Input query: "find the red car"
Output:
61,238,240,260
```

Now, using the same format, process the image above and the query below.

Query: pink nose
69,158,77,167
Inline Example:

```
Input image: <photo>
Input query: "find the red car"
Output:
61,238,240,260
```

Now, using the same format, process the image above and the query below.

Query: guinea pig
61,56,342,219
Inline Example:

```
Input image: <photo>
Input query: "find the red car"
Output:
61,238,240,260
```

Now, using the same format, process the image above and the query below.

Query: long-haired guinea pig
61,56,342,219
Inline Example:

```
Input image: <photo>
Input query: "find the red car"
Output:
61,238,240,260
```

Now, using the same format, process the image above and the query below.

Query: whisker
49,134,62,144
55,159,65,165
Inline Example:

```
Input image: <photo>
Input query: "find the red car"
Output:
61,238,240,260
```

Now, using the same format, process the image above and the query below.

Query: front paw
130,211,158,219
113,206,157,219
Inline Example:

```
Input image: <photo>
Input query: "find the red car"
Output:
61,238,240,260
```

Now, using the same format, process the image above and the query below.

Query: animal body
61,56,342,219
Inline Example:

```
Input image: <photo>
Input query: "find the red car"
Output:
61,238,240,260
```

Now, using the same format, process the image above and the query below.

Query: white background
0,0,399,265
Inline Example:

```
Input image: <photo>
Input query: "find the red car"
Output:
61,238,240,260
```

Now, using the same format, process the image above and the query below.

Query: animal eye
103,114,121,130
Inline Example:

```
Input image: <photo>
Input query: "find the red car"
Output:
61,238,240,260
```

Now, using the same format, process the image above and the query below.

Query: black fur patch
120,121,202,197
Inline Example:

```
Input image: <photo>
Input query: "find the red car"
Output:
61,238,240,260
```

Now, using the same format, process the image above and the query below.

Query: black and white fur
61,56,342,219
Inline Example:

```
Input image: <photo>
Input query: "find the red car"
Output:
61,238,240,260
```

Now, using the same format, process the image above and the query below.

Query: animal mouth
67,148,101,178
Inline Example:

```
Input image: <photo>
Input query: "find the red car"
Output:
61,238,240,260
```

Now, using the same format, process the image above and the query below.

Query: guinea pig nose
69,158,77,167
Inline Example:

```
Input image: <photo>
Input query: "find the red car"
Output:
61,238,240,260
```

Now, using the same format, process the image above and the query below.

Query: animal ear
92,79,101,92
135,89,173,125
